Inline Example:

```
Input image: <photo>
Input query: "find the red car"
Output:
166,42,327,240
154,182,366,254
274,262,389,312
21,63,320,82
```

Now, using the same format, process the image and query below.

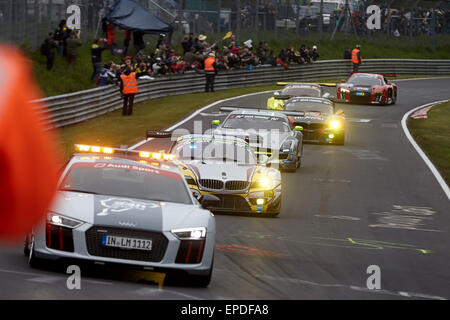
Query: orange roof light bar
75,144,174,161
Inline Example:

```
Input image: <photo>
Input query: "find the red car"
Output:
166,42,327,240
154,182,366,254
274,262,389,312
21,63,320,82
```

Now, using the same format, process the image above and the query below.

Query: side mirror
211,120,220,126
200,194,220,209
274,91,281,97
335,109,345,116
322,92,330,98
341,79,346,83
295,126,303,132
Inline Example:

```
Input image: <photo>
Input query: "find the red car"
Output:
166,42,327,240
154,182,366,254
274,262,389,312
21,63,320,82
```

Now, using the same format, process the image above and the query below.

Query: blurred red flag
0,46,61,241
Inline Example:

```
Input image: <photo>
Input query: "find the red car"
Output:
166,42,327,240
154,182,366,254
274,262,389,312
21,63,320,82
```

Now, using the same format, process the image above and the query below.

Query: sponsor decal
97,198,159,216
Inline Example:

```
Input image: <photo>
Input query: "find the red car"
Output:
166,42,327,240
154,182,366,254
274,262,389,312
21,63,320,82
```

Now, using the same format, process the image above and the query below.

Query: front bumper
33,222,215,276
337,91,385,104
201,187,282,214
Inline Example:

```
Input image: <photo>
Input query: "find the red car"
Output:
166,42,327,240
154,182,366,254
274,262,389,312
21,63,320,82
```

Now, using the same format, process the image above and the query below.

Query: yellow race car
267,83,328,110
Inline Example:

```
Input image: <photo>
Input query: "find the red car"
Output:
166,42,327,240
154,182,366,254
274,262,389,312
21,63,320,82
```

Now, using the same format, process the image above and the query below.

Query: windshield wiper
60,188,98,195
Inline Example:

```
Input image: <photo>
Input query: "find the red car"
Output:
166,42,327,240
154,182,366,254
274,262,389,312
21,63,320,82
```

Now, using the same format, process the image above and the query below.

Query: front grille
175,240,205,264
85,226,168,262
199,179,224,190
225,180,250,191
295,122,324,141
209,194,251,211
350,92,371,102
46,224,74,252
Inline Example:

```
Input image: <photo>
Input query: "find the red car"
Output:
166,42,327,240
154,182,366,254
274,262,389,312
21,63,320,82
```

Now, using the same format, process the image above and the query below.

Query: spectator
277,49,289,70
123,30,131,56
90,38,108,81
344,47,352,59
183,47,203,71
41,32,58,71
352,44,362,73
66,29,82,68
54,20,68,56
311,45,320,62
98,63,115,87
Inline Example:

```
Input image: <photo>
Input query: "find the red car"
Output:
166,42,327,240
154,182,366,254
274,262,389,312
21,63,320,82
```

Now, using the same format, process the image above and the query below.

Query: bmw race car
267,83,331,110
336,73,397,105
25,145,216,287
146,133,282,216
213,108,304,171
284,97,346,145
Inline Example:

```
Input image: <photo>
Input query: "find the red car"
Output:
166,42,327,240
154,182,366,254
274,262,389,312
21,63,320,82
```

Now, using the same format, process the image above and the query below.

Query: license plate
356,92,365,96
101,235,152,251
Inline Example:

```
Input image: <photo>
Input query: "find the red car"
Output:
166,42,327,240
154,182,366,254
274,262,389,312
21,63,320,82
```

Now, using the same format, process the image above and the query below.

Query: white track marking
128,91,275,150
401,99,450,201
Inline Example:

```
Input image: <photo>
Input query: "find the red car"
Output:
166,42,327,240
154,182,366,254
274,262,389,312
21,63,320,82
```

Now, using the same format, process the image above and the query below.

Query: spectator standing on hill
66,29,82,68
91,38,108,81
344,47,352,59
41,32,58,70
54,20,68,56
311,45,320,62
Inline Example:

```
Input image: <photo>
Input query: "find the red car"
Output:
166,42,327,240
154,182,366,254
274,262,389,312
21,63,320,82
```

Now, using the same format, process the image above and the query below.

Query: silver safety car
25,145,216,287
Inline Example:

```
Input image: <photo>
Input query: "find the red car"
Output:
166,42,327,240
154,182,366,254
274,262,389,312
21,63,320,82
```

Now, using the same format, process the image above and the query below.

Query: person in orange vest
204,52,217,92
0,46,61,241
352,45,362,73
119,67,139,116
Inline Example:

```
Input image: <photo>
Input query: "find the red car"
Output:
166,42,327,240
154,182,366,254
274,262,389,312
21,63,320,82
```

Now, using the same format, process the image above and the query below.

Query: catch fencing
36,58,450,128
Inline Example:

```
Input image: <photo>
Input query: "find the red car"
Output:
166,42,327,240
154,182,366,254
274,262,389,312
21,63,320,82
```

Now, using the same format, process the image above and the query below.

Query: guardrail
37,59,450,128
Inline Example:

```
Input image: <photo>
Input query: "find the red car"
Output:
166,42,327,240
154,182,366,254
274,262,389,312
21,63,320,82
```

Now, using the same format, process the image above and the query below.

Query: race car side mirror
200,194,221,209
341,79,346,83
295,126,303,132
274,91,281,96
336,109,345,116
211,120,220,127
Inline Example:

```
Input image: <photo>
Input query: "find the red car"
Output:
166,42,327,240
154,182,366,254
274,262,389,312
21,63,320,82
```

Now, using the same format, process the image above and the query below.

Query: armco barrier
37,59,450,128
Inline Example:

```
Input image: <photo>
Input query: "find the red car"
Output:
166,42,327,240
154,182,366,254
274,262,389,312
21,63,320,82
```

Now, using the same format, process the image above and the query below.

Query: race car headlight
340,88,350,93
329,119,341,130
172,227,206,240
47,213,84,229
252,177,272,189
280,140,292,153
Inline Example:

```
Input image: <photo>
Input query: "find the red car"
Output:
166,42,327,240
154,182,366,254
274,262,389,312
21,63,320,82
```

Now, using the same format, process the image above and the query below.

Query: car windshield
286,101,334,115
348,75,382,86
281,87,321,97
223,114,291,132
60,162,192,204
174,139,257,165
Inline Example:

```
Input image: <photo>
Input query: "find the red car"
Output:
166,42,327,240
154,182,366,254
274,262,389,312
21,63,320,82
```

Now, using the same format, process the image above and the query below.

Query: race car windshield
174,141,257,165
281,87,321,97
60,164,192,204
223,115,291,132
285,102,333,115
348,75,382,86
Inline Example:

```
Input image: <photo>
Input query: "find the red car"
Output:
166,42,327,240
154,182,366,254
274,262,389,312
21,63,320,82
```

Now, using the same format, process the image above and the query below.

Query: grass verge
408,101,450,185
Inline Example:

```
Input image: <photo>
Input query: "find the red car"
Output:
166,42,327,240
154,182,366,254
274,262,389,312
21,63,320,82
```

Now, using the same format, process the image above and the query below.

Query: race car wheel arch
188,259,214,287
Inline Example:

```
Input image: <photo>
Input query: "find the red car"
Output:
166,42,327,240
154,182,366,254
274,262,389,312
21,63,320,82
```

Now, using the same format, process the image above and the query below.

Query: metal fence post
254,0,259,43
236,0,240,42
47,0,52,35
33,0,39,49
217,0,221,36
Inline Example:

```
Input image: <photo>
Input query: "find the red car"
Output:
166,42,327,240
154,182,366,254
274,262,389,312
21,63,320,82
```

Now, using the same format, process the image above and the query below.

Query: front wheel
189,262,213,287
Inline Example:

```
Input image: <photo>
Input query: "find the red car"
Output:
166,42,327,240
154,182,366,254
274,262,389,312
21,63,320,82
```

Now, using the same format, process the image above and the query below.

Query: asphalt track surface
0,78,449,300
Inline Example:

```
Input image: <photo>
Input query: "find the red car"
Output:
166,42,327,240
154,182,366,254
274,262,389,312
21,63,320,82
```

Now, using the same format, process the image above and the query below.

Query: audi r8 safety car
284,97,346,144
213,108,304,171
25,145,216,287
267,83,331,110
145,133,282,216
336,73,397,105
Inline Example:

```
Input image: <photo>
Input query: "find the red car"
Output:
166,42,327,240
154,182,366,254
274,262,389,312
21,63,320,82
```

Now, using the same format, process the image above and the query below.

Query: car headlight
47,213,84,229
252,177,272,189
340,88,350,93
172,227,206,240
280,140,292,153
329,119,341,129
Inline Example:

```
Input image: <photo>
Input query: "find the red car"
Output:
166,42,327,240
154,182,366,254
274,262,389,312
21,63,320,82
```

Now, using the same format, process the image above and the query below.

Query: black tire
24,234,30,257
28,236,47,269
